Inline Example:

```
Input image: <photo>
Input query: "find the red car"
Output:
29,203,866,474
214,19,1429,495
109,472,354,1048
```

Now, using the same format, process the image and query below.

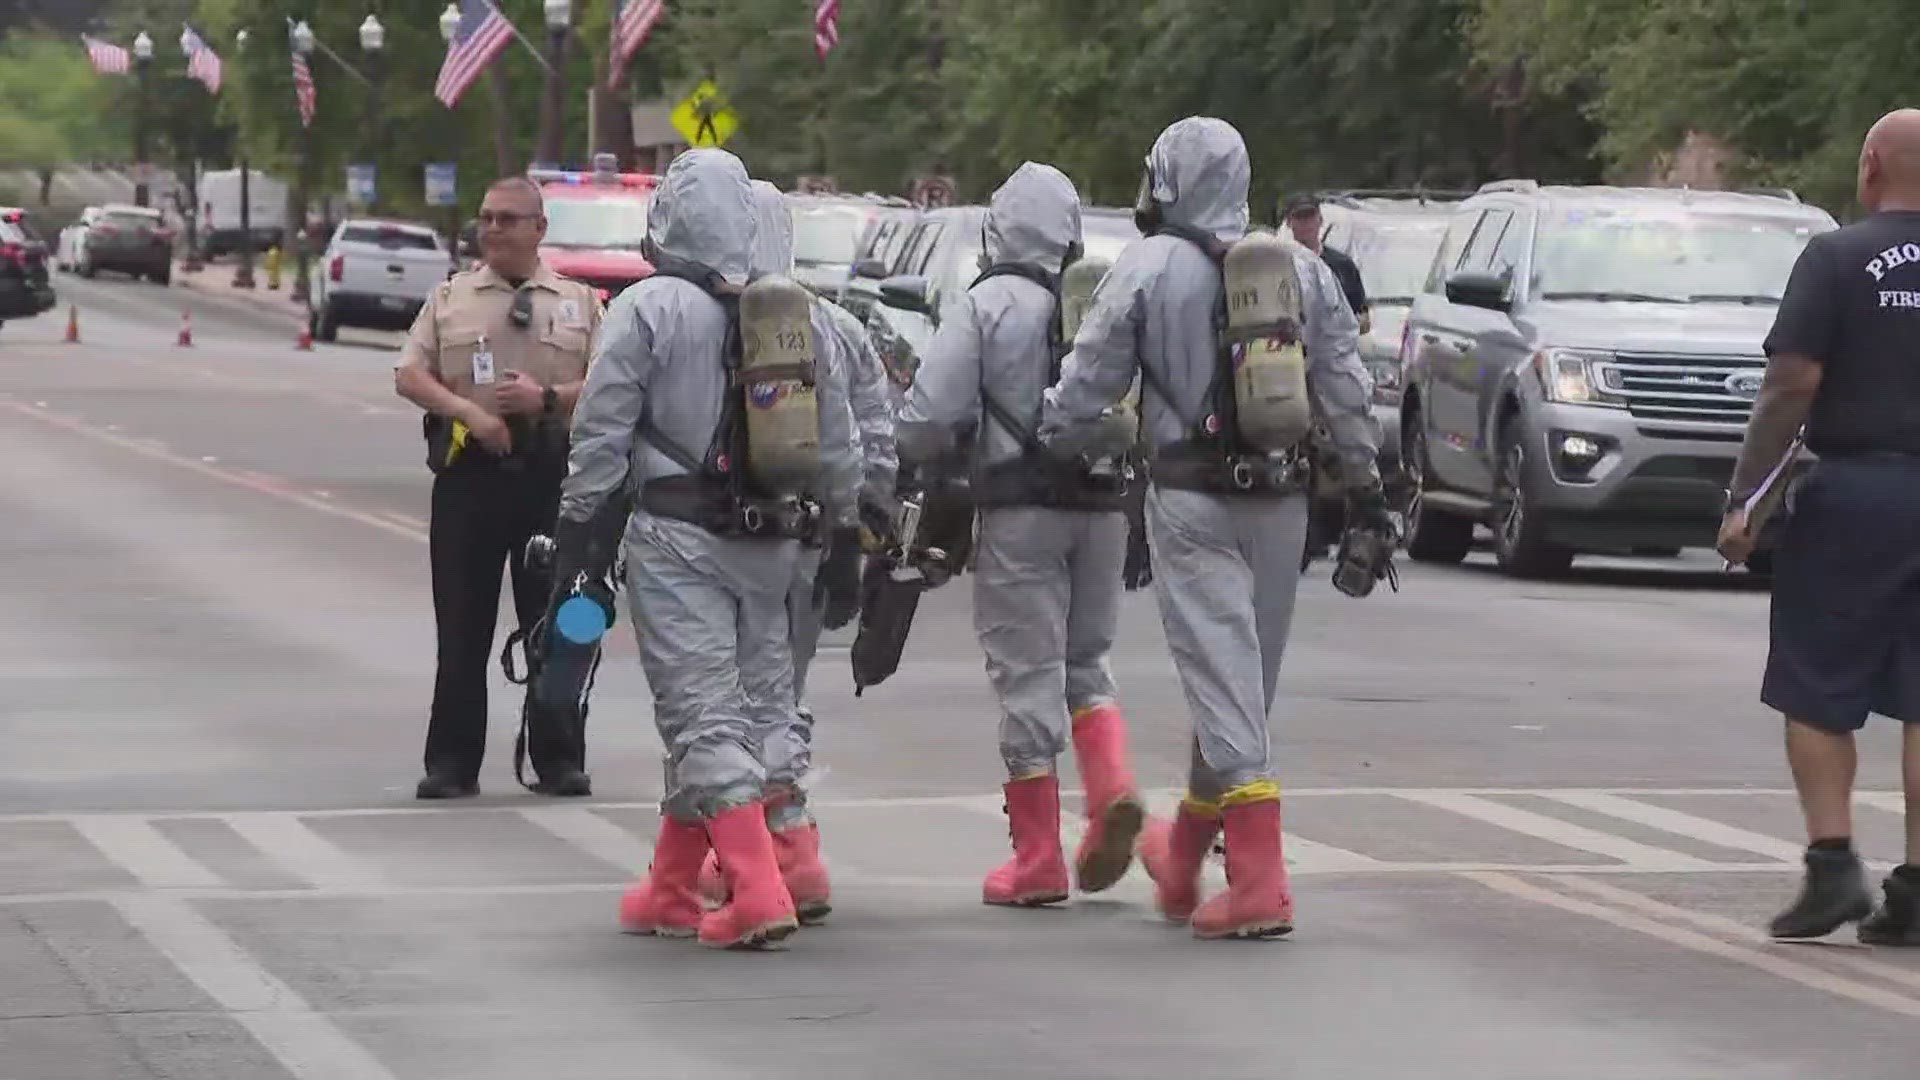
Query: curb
172,266,310,324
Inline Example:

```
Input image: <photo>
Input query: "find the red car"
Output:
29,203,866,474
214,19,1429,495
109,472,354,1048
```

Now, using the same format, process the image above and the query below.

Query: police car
530,155,658,300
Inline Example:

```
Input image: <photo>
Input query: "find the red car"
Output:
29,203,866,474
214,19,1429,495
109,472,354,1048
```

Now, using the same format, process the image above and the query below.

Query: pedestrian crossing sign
671,79,740,148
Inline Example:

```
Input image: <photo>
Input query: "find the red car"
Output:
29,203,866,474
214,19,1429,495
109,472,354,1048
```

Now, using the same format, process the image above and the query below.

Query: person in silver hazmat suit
896,161,1151,908
550,149,863,950
1038,118,1389,940
692,179,900,925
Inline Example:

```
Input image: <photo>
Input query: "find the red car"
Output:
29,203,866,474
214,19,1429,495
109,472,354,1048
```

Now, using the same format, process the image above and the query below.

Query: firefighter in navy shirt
1720,108,1920,947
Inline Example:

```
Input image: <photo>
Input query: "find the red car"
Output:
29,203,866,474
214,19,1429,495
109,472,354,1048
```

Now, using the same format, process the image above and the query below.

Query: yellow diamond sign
670,79,740,148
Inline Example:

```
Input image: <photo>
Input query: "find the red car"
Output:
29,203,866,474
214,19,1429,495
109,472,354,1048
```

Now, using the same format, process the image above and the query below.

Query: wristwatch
541,386,558,414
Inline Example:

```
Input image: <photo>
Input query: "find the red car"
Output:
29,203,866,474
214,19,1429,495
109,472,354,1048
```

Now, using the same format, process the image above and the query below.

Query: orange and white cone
64,304,80,344
295,323,313,351
176,309,193,347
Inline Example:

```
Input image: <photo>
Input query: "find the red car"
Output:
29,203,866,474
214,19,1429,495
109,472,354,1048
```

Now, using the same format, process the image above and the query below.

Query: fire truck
528,155,657,300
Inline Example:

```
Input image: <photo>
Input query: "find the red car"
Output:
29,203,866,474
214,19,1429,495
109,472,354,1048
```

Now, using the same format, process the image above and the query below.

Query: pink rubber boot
983,774,1071,907
1137,799,1223,923
1191,794,1294,940
1069,703,1147,892
697,803,800,950
619,816,710,938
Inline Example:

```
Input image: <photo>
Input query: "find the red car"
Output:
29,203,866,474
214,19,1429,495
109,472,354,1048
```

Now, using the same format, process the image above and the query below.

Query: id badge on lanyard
471,333,497,386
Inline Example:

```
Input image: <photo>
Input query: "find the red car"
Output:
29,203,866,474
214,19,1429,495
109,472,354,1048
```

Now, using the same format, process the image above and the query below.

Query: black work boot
1858,867,1920,946
1769,846,1873,939
416,772,479,800
531,769,592,797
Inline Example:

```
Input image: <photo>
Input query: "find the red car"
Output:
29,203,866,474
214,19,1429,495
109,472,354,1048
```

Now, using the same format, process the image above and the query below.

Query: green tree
0,31,127,203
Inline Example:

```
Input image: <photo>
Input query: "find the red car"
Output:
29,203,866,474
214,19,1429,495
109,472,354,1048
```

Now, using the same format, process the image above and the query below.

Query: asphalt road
3,271,1917,1079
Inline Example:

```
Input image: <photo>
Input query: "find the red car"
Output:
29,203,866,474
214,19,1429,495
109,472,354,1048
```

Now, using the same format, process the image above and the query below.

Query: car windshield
791,205,867,266
542,195,650,250
1344,217,1449,303
1533,205,1825,304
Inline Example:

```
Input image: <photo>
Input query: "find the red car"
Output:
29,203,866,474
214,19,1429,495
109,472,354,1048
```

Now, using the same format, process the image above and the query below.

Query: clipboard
1723,430,1804,571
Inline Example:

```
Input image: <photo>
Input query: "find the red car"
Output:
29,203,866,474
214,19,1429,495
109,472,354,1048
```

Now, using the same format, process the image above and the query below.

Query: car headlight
1532,348,1622,406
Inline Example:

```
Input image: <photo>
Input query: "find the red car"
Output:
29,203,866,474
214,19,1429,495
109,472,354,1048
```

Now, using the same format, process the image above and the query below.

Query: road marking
518,808,652,873
1550,875,1920,995
1395,791,1715,870
1462,871,1920,1019
1284,835,1384,872
113,894,400,1080
225,813,386,891
1857,791,1908,816
0,398,426,544
1537,791,1805,863
70,817,224,889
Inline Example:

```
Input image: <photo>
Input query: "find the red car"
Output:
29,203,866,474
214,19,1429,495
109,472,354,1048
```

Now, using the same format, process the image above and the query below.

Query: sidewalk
172,259,310,324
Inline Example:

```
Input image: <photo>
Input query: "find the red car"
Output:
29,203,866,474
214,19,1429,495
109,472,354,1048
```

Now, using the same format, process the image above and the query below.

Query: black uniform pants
423,450,580,783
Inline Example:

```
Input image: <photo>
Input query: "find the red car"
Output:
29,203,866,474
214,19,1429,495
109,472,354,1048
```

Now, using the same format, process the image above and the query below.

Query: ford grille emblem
1725,372,1764,400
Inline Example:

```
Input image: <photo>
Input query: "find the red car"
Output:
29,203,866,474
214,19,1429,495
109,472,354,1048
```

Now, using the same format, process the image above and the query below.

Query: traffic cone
294,322,313,351
176,309,193,348
64,304,79,344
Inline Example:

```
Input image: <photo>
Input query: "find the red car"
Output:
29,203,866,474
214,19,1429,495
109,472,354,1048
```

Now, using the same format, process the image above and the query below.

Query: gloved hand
814,525,864,630
1346,483,1396,540
543,512,620,638
1123,521,1153,591
858,492,900,552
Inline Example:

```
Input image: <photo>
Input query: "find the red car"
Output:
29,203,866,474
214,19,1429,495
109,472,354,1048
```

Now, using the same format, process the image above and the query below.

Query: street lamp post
359,14,385,213
538,0,572,168
440,5,465,252
289,19,315,305
233,28,255,289
179,27,207,273
132,32,153,207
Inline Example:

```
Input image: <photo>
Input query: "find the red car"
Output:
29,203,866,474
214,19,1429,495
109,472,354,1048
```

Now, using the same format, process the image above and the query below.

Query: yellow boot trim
1009,768,1054,782
1179,796,1222,819
1219,780,1281,807
1070,701,1118,723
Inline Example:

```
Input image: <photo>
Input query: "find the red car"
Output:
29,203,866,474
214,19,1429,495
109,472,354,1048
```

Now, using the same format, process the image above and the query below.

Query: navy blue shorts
1764,453,1920,732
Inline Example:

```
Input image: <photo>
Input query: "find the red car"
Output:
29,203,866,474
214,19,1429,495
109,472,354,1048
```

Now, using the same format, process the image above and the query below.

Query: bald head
1859,109,1920,211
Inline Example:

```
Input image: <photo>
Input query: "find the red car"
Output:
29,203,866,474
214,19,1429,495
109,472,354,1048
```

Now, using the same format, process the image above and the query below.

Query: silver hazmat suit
559,150,862,822
745,180,896,823
1038,118,1379,798
897,162,1128,778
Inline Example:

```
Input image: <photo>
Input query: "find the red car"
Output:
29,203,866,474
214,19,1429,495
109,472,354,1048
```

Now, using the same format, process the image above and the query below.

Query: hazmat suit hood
984,161,1083,275
748,179,795,281
643,148,757,287
1141,116,1250,245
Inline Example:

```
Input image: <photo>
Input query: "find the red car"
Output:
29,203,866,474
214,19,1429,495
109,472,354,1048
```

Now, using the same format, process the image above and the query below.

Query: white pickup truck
310,218,453,341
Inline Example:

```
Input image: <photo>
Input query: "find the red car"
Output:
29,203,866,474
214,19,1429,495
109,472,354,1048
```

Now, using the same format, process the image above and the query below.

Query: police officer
896,162,1148,909
394,176,602,801
552,149,862,950
1039,117,1388,940
690,180,898,926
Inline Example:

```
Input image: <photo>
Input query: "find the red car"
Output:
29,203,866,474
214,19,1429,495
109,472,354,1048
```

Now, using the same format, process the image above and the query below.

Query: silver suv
1398,181,1836,576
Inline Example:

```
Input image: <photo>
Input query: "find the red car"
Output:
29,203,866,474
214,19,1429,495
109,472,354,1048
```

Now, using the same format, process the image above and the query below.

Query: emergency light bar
527,169,656,189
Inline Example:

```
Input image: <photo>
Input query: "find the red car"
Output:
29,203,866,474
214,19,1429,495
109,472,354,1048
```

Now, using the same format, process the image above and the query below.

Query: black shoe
415,773,479,800
1769,847,1873,939
1858,871,1920,946
530,770,592,797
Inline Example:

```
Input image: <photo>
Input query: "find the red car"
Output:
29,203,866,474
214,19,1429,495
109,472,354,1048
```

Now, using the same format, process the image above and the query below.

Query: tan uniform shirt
400,261,603,413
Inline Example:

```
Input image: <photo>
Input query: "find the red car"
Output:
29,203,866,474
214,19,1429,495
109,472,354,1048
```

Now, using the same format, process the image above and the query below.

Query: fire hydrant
265,245,282,291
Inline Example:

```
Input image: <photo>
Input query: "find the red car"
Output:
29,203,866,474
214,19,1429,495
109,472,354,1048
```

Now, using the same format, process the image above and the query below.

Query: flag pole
487,0,557,76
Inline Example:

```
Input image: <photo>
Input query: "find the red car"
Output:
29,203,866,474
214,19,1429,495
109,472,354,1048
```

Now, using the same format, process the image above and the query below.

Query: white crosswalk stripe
224,812,387,891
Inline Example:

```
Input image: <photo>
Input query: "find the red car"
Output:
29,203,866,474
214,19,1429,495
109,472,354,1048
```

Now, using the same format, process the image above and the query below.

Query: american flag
436,0,515,109
814,0,840,61
81,35,129,76
291,51,315,128
181,25,222,95
607,0,665,90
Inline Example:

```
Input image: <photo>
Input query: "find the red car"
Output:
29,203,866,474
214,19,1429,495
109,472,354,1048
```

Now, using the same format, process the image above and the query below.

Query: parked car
1314,189,1470,484
309,218,453,341
54,206,98,271
1397,181,1836,576
835,202,923,324
0,207,57,330
70,203,174,283
787,193,910,301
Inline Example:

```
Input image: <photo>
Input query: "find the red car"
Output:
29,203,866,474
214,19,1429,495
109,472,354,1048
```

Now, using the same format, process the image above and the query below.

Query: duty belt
1151,442,1310,498
974,456,1132,512
638,475,822,542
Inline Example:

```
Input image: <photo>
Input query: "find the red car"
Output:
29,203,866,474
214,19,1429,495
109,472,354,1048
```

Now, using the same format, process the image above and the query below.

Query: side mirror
852,256,889,279
1445,269,1511,311
879,274,931,314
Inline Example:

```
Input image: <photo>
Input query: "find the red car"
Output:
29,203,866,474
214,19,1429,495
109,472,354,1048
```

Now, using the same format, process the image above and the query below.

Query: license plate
379,296,407,310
